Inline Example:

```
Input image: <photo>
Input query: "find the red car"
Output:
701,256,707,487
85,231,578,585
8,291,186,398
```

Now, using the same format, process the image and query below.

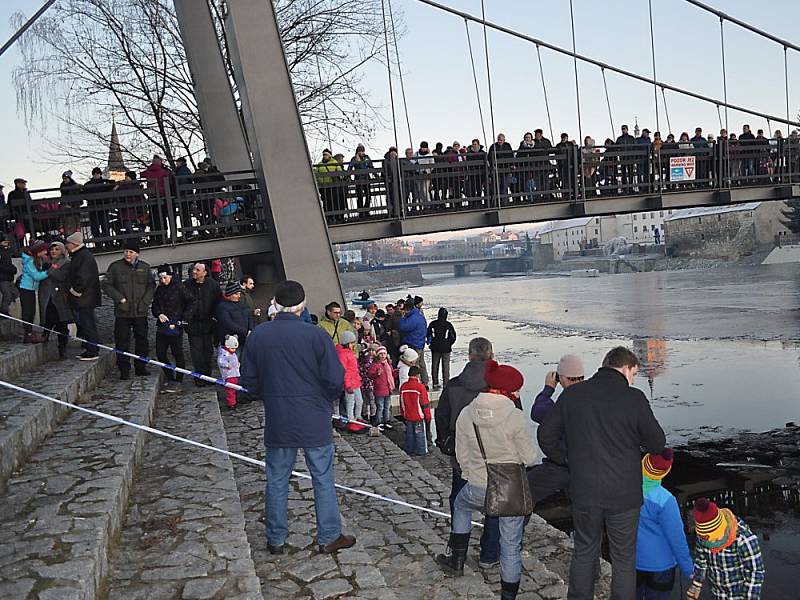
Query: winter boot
435,532,470,576
500,580,520,600
25,332,45,344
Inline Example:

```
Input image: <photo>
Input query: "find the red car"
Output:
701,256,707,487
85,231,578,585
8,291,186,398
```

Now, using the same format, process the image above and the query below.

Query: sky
1,0,799,191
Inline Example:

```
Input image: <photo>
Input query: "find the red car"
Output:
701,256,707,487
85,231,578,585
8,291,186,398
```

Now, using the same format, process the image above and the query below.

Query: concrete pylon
223,0,344,311
174,0,251,172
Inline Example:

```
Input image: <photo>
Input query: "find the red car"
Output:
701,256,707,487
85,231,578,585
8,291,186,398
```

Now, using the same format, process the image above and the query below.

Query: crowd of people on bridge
0,154,258,251
315,123,800,221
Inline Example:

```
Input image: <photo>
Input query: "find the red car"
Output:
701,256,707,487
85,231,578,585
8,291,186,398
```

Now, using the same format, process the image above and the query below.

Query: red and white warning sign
669,156,696,182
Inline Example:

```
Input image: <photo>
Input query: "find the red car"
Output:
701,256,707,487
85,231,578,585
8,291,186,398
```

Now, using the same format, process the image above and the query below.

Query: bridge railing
316,138,800,225
5,170,268,251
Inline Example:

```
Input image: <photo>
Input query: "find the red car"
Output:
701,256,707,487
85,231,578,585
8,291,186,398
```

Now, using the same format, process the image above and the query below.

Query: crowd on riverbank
0,253,769,598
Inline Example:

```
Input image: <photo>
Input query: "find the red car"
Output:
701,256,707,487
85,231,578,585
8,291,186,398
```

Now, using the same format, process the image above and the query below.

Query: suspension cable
568,0,582,144
480,0,496,147
661,87,672,135
414,0,800,128
380,0,399,151
601,68,614,138
537,45,555,142
387,0,413,149
680,0,800,54
719,18,729,133
0,0,57,58
648,0,659,132
716,104,723,130
464,20,487,147
314,53,333,150
785,47,791,129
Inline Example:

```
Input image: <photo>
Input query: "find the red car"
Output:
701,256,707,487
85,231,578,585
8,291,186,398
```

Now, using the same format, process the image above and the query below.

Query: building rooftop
538,217,594,234
665,202,762,222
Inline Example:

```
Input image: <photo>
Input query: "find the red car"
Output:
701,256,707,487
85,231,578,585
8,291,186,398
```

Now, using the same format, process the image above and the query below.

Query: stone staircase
0,310,595,600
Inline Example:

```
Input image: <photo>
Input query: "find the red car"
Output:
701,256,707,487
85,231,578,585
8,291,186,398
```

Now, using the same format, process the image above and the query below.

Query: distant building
105,120,127,181
615,210,675,244
538,216,618,260
663,201,789,259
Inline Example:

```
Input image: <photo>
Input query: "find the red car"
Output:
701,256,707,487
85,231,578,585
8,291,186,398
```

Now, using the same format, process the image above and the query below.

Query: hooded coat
39,243,73,323
426,307,457,353
455,391,537,488
399,305,427,348
66,245,102,309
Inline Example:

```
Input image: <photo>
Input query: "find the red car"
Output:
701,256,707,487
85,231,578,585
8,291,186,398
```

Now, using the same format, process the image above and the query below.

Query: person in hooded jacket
434,337,504,570
436,359,536,600
38,241,72,358
215,280,254,354
151,264,196,391
426,307,457,389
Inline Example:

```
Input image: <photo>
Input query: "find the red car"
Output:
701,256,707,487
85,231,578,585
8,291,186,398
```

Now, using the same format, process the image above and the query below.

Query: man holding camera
527,354,584,503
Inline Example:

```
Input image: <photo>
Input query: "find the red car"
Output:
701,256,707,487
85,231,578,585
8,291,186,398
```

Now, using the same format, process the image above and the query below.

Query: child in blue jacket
636,448,693,600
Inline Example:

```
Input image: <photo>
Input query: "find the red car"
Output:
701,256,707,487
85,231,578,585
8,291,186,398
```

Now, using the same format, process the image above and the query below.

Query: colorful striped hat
693,497,727,541
642,448,674,480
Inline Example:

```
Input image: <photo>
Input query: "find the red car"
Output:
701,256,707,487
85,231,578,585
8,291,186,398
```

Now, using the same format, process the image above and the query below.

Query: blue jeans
374,395,391,424
452,482,524,583
265,444,341,547
450,470,500,564
344,388,363,421
404,420,427,455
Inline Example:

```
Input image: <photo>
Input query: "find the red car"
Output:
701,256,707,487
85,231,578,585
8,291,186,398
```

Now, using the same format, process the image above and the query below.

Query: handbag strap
472,422,487,462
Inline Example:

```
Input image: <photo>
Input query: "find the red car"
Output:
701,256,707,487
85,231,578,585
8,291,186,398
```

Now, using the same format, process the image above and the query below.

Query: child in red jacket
399,366,430,455
335,330,363,421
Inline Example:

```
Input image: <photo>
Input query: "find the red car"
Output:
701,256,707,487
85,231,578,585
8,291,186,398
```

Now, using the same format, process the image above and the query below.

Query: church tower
105,119,127,181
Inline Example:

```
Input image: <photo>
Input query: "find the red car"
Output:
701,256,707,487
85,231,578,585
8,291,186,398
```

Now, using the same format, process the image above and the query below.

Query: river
369,263,800,599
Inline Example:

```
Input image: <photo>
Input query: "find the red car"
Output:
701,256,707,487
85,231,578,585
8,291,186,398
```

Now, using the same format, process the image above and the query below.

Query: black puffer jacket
426,307,457,353
151,279,196,335
182,277,221,335
434,360,487,469
0,244,16,283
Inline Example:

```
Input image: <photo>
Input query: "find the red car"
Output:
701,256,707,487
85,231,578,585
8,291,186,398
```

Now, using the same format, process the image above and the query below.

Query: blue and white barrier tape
0,312,381,430
0,378,476,526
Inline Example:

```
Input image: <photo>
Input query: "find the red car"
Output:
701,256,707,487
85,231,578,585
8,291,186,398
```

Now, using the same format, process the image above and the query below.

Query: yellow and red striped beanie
693,497,727,541
642,448,674,481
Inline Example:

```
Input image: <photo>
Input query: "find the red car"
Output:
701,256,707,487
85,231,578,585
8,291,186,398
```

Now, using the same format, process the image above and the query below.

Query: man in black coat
215,280,254,351
152,264,195,391
64,231,102,360
84,167,116,244
434,337,501,569
182,261,221,385
426,307,457,389
615,125,637,191
538,346,666,600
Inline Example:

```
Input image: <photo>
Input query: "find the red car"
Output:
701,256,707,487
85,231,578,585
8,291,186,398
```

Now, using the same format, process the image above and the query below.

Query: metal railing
2,170,268,251
315,138,800,225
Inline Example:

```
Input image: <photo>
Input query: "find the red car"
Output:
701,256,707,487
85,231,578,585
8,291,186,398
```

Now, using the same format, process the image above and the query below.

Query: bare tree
12,0,396,176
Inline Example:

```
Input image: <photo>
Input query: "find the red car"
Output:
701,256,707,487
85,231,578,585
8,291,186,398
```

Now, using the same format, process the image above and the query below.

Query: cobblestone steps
0,347,115,491
222,401,497,599
106,385,263,600
0,340,49,382
345,428,570,600
0,372,161,600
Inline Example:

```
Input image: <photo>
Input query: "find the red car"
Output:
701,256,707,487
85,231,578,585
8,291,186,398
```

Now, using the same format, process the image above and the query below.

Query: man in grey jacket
434,337,501,569
102,239,155,379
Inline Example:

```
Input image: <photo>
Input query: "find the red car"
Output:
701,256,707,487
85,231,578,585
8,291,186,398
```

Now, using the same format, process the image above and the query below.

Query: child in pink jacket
368,345,395,426
336,330,363,421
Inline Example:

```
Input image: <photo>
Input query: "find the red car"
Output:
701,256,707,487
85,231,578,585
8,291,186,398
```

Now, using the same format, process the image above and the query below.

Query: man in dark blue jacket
240,280,356,555
215,280,254,352
399,295,429,386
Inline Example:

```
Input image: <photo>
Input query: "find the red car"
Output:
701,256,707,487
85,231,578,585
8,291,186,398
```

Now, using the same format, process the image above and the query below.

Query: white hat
400,346,418,362
224,335,239,350
340,330,357,346
267,304,278,318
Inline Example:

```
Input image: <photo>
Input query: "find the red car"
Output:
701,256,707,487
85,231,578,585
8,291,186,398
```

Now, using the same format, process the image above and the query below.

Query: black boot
435,532,470,576
500,580,520,600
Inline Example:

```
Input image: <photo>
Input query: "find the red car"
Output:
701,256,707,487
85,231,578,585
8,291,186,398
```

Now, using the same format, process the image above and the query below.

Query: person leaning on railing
315,149,345,223
83,167,116,247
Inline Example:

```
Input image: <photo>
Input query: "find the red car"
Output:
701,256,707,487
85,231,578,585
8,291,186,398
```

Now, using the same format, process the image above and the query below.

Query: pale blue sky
2,0,799,188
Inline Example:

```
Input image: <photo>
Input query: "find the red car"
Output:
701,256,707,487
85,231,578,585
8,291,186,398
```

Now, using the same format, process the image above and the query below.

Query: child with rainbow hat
635,448,693,599
687,496,765,599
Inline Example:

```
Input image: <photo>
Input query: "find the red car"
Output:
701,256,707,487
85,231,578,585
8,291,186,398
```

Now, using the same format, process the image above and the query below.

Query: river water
370,263,800,598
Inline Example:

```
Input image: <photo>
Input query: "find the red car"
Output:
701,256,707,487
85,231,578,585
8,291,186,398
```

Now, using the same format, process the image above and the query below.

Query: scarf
642,475,661,495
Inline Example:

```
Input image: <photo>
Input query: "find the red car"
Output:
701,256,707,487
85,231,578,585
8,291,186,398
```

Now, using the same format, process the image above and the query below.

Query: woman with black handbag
435,360,536,600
